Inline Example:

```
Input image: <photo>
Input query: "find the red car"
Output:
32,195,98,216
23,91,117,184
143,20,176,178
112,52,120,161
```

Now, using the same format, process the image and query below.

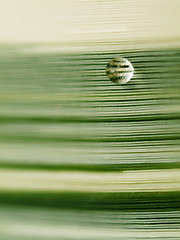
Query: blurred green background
0,0,180,239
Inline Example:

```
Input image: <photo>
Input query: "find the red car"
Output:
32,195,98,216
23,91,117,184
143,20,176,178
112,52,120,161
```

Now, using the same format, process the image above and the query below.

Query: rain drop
106,57,134,84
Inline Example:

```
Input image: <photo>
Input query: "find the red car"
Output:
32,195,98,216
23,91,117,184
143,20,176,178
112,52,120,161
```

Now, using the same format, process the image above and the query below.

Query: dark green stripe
0,191,179,211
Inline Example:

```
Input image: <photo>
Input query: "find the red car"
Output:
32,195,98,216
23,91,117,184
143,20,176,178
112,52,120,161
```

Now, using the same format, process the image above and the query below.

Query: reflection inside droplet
106,57,134,84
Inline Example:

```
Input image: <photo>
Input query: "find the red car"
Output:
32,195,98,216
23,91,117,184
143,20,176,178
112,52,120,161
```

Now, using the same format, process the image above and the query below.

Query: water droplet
106,57,134,84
